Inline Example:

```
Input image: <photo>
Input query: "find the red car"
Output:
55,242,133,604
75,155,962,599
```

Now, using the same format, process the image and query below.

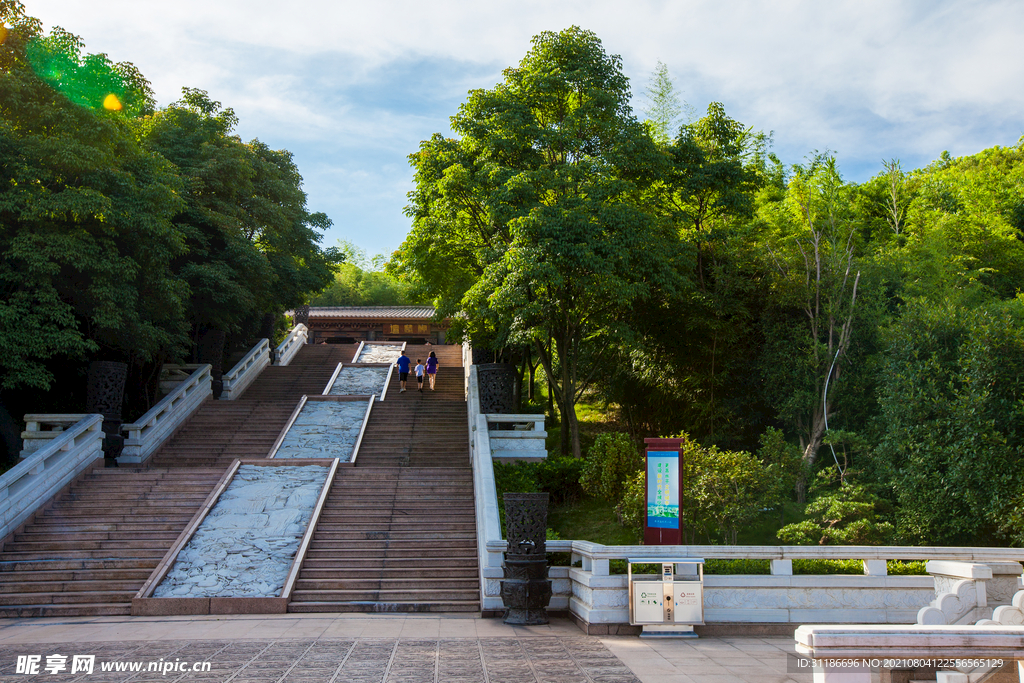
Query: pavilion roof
308,306,437,319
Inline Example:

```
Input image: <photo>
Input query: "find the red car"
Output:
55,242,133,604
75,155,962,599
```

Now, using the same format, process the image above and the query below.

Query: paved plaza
0,614,816,682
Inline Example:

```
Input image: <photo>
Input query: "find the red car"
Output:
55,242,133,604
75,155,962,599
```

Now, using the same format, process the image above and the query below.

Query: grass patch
547,497,639,546
735,501,809,545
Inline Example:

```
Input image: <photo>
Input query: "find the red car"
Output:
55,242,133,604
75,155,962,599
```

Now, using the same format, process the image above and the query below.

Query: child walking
415,359,425,392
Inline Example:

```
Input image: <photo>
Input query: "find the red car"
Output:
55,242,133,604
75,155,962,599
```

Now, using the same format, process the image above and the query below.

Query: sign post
643,438,684,545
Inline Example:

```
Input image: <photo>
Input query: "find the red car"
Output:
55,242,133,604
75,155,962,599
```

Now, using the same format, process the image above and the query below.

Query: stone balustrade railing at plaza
275,323,308,366
4,414,104,540
465,361,1024,632
220,339,271,400
121,364,212,464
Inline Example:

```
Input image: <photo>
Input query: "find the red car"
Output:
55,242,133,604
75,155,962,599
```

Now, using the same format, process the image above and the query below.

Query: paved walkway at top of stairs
0,614,810,683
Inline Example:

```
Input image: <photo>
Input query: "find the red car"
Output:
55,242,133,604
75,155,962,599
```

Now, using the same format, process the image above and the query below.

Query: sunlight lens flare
25,36,138,115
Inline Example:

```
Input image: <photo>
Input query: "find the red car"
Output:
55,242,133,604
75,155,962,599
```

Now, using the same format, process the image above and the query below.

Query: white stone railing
468,364,505,613
5,414,103,539
121,364,212,464
486,414,547,462
795,624,1024,682
220,338,270,400
918,560,1024,625
553,541,1024,629
275,324,308,366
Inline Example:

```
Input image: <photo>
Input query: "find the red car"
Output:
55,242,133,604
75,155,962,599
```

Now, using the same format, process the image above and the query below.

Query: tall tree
762,155,862,497
641,61,690,145
396,27,681,458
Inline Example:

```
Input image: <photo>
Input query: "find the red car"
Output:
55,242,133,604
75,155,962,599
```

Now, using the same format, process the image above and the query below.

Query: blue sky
25,0,1024,258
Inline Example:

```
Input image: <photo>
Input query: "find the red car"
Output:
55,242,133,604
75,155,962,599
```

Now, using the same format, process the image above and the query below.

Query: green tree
760,155,863,496
777,468,894,545
874,297,1024,545
0,5,189,391
140,88,337,344
395,27,681,458
641,61,691,145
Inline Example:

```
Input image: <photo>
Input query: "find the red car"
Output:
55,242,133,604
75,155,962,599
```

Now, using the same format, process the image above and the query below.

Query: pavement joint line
326,638,356,683
273,638,317,683
433,636,440,683
222,639,277,683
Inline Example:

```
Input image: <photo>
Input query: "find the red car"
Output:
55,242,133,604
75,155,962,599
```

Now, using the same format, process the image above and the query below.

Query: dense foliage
0,2,338,443
398,26,1024,546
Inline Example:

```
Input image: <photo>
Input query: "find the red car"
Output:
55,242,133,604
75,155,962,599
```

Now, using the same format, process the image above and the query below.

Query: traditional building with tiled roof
295,306,448,344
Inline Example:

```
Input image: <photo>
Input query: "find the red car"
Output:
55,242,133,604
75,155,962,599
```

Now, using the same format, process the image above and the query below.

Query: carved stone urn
500,492,552,625
86,360,128,468
476,363,517,415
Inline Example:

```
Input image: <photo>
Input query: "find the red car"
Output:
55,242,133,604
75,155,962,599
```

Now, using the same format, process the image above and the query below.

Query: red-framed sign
643,438,684,545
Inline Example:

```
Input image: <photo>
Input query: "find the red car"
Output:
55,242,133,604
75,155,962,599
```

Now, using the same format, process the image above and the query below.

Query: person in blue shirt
395,352,411,393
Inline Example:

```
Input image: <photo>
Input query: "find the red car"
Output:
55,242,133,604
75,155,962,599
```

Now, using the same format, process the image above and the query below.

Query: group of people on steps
394,350,438,393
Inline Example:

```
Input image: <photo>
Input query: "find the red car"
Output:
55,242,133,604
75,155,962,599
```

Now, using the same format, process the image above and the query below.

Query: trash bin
628,558,704,638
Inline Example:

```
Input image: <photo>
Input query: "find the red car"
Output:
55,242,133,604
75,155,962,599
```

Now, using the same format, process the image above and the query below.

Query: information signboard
646,451,679,529
643,438,684,545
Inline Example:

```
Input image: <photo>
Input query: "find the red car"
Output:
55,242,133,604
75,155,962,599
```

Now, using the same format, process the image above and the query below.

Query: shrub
535,456,585,505
580,432,642,500
615,468,645,538
704,559,770,575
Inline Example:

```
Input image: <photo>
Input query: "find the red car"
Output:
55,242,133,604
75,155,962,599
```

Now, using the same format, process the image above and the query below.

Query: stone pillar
86,361,128,468
293,305,310,334
260,312,277,364
198,329,226,399
500,492,552,625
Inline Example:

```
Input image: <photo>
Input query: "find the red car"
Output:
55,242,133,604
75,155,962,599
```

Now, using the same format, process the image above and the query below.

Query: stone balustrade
121,365,212,464
220,339,271,400
486,414,547,462
6,414,104,539
275,324,308,366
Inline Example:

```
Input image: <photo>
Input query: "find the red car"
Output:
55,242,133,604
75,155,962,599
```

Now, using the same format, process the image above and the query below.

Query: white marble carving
918,579,980,625
154,464,328,598
274,401,367,461
356,344,404,363
987,590,1024,625
328,366,389,398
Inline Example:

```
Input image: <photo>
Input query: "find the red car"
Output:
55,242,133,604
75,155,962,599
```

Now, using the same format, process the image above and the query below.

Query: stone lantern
500,492,552,625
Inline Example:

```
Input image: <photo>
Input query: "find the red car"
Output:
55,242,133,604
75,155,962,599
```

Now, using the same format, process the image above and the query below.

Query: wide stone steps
0,465,224,618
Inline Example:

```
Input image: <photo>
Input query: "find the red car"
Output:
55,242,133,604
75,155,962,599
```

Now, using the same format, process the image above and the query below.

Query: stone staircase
288,343,479,613
0,467,223,617
0,342,478,616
